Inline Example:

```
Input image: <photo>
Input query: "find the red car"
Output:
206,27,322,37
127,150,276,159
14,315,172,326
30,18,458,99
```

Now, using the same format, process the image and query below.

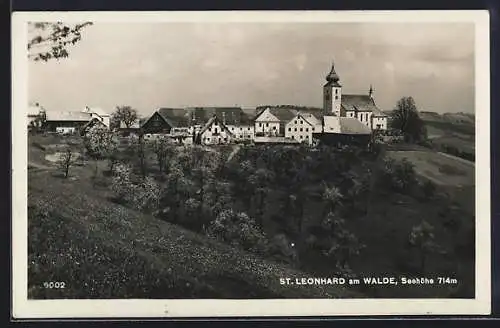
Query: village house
27,103,45,130
188,107,255,142
285,112,323,145
323,62,388,131
254,107,297,137
195,114,234,145
43,111,93,134
82,106,111,128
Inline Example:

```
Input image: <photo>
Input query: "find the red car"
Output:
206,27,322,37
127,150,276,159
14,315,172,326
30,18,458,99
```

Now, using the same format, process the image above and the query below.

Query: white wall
285,115,314,145
200,120,232,145
357,111,372,129
372,116,388,130
227,124,255,141
255,108,281,136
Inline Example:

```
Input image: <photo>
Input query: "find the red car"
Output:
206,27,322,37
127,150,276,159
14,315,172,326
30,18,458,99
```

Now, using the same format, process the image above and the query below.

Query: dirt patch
45,152,84,164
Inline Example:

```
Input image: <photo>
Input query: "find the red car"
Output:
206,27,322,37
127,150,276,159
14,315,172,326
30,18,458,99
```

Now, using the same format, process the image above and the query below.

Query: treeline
76,125,452,281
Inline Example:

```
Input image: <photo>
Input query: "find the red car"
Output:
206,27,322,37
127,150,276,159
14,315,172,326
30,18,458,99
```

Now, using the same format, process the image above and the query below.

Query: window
288,127,291,131
247,135,251,138
300,120,303,124
294,120,297,124
292,135,295,139
259,123,262,127
294,128,297,132
376,124,381,129
335,89,338,94
231,127,234,130
266,123,269,127
240,127,243,131
299,135,303,139
335,96,339,100
300,128,303,132
312,127,315,132
247,127,250,131
306,128,309,132
273,126,276,130
214,128,218,134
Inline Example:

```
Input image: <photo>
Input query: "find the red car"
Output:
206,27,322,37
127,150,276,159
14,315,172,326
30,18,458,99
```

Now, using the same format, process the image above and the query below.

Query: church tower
323,61,342,116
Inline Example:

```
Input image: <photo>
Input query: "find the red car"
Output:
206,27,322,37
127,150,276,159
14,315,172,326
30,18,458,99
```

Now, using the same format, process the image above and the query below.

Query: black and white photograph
12,11,490,318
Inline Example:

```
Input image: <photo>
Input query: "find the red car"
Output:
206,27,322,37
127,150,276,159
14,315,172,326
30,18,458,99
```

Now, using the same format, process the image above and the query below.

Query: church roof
339,117,372,135
341,95,387,117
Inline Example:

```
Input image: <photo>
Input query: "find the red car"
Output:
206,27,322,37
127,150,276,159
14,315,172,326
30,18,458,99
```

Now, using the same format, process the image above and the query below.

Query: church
322,61,388,131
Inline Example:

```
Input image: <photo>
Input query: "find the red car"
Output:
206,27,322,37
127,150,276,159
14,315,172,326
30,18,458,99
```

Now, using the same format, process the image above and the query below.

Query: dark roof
198,115,235,137
266,107,298,122
339,117,372,135
157,108,191,127
341,95,387,117
189,107,252,125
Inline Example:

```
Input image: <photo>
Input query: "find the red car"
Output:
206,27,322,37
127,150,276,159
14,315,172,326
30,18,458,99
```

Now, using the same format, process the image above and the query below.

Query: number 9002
43,281,66,289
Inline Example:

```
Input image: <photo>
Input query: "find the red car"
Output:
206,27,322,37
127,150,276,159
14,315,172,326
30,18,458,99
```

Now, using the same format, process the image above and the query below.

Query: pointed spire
369,84,374,98
326,60,340,83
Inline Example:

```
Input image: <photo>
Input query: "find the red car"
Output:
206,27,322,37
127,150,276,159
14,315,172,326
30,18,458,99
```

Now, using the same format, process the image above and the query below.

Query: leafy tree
390,96,427,143
112,106,139,129
409,220,442,272
83,125,118,178
28,22,93,61
56,148,75,178
318,212,364,275
206,209,268,254
150,137,174,173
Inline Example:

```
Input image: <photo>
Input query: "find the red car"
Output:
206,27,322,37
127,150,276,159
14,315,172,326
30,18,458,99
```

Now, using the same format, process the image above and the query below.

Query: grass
28,171,360,299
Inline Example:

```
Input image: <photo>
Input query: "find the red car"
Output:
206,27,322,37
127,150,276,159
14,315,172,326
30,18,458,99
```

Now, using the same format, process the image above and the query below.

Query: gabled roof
45,111,92,122
157,108,191,127
189,107,252,125
341,95,387,117
338,117,372,135
81,117,107,134
82,106,110,117
299,112,322,126
198,115,235,137
257,107,298,122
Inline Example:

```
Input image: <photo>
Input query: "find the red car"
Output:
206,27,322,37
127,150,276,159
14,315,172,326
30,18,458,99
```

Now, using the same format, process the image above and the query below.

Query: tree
28,22,93,61
150,137,174,173
409,220,441,272
56,148,75,178
112,106,138,129
390,96,427,143
83,125,118,179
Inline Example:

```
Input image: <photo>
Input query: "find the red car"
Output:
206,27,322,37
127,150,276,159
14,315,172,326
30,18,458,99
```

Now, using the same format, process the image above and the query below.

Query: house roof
157,108,192,127
341,95,387,117
81,117,106,133
189,107,253,125
264,107,298,122
338,117,372,135
299,112,322,126
45,111,92,122
82,106,109,117
198,115,235,137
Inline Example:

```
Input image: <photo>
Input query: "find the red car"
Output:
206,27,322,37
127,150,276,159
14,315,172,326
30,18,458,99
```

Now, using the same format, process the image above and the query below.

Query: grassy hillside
28,171,359,299
28,133,475,299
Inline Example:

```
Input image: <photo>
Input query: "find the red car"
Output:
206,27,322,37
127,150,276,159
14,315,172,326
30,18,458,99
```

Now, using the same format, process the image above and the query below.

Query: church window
335,96,339,100
288,128,291,131
335,89,338,94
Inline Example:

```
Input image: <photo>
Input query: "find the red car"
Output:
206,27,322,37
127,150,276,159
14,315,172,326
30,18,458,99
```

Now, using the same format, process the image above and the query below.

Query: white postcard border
12,10,491,318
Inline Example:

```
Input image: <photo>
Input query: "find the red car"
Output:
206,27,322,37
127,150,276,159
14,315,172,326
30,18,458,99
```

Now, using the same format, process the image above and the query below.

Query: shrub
111,163,160,212
206,209,268,254
381,157,418,192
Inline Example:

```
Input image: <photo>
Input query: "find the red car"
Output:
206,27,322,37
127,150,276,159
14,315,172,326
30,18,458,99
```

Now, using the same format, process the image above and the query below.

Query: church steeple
326,60,340,83
369,84,374,98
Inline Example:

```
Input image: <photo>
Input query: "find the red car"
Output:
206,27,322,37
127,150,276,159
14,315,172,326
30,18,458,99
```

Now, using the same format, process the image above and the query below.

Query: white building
285,112,322,145
323,62,388,131
254,107,297,137
197,115,234,145
82,106,111,128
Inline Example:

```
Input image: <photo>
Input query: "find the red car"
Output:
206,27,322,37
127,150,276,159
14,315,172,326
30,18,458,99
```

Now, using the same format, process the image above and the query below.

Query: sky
28,22,475,116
